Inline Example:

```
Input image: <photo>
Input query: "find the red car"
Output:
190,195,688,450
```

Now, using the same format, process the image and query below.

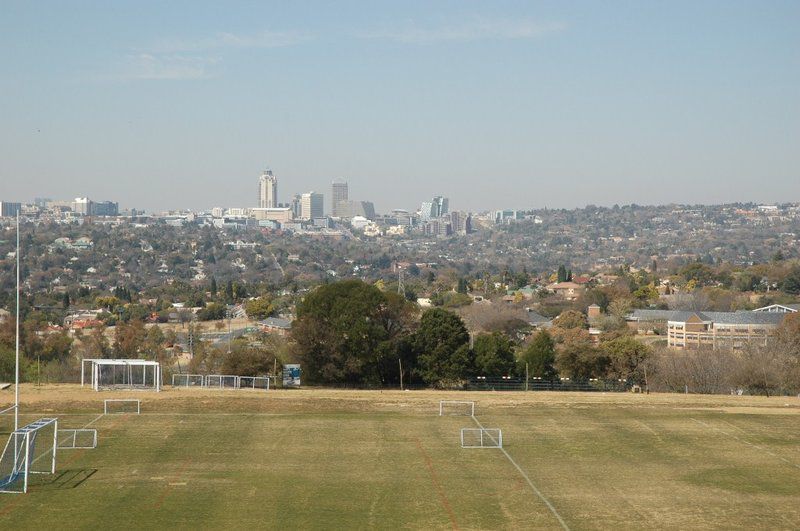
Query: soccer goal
172,374,205,388
82,359,162,392
238,376,270,390
439,400,475,417
460,428,503,449
0,418,58,494
206,375,239,389
57,429,98,449
104,399,140,415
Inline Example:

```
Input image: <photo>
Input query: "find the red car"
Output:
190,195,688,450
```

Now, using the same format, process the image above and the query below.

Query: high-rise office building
0,201,22,217
300,192,324,220
258,170,278,208
420,196,449,220
331,180,348,217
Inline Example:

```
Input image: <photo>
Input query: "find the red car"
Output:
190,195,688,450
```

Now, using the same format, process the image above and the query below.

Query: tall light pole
15,212,21,431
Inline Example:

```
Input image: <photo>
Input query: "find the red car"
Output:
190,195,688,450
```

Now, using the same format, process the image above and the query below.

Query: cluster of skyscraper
255,170,375,222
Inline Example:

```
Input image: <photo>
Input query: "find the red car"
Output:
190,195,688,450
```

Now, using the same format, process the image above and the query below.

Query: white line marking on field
471,415,570,531
83,413,105,428
691,418,800,470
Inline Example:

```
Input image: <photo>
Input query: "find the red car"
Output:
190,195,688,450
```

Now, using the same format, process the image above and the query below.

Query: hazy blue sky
1,1,798,213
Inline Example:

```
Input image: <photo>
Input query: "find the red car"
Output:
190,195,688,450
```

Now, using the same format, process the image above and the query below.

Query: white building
300,192,324,220
258,170,278,208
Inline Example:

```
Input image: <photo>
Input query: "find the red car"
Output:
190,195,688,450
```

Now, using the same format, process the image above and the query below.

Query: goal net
104,399,140,415
238,376,270,390
206,375,239,389
172,374,205,388
461,428,503,449
0,418,58,494
57,429,98,449
439,401,475,417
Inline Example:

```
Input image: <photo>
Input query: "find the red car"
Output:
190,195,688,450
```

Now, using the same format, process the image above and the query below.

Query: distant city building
449,211,472,234
258,170,278,208
331,180,348,217
0,201,22,217
420,196,449,221
494,210,524,223
226,207,250,217
338,200,376,220
290,194,302,219
72,197,92,215
252,207,293,224
211,207,224,218
300,192,324,220
92,201,119,216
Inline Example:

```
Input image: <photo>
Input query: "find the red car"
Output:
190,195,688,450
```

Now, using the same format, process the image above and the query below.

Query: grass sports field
1,385,799,529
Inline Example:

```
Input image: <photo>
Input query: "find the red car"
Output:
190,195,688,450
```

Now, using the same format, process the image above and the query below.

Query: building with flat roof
300,192,323,220
331,180,348,217
258,170,278,208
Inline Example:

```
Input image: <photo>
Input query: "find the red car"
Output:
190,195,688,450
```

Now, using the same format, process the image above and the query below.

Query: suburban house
546,281,585,301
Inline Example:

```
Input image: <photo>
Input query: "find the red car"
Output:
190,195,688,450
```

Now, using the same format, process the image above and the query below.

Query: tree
601,336,651,384
555,341,607,381
414,308,471,386
114,320,147,358
220,342,275,376
472,333,516,376
197,303,226,321
557,265,567,283
781,266,800,295
210,276,218,295
552,310,588,330
520,330,557,379
245,297,274,320
291,280,415,385
456,277,468,294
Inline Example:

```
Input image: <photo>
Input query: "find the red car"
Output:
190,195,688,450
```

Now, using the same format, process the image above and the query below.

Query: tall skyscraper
300,192,324,220
258,170,278,208
331,180,348,217
419,196,449,220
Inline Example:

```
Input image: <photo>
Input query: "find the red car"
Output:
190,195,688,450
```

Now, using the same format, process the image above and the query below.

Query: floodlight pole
15,212,20,431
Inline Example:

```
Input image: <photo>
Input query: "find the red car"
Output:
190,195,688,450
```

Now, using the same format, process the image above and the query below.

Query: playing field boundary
470,415,570,531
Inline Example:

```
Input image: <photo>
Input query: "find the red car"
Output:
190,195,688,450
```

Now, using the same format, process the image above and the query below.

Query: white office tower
258,170,278,208
300,192,324,220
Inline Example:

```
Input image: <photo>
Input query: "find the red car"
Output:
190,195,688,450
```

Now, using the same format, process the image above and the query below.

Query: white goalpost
57,429,98,449
461,428,503,449
104,399,141,415
439,400,475,417
172,374,205,387
0,418,58,494
81,359,162,392
238,376,270,390
206,375,239,389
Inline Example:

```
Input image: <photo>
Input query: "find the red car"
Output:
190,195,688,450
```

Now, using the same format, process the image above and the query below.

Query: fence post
525,363,529,391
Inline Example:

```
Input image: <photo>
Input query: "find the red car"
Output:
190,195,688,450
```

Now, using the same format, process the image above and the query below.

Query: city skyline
1,2,799,212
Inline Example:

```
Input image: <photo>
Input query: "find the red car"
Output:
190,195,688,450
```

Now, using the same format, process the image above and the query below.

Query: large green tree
472,332,516,376
291,280,415,385
520,330,558,379
414,308,472,386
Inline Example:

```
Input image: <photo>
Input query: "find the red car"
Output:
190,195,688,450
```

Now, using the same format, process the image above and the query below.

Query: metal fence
466,377,629,392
